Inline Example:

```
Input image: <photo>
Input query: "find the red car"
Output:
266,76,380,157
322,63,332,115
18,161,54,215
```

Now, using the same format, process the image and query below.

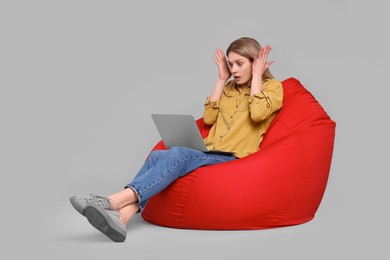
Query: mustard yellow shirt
203,78,283,158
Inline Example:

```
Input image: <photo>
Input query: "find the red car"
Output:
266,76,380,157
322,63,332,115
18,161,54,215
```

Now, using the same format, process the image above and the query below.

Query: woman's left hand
252,45,274,77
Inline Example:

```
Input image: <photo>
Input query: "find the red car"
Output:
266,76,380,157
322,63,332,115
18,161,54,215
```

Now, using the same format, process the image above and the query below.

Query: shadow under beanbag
141,77,336,230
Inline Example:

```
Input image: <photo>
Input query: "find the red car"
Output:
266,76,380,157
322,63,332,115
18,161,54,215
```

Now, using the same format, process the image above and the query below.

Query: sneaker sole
85,205,126,242
69,196,85,216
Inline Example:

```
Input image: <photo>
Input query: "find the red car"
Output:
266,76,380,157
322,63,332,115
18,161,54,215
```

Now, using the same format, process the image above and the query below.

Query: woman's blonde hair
226,37,275,80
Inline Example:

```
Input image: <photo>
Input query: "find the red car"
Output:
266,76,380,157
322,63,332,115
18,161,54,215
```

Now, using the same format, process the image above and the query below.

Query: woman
70,37,283,242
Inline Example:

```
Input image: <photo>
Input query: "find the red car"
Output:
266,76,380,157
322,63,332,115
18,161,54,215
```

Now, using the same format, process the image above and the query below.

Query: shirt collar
223,80,251,97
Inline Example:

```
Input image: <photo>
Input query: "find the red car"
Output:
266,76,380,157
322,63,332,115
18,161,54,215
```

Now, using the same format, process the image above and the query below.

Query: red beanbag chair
141,77,336,230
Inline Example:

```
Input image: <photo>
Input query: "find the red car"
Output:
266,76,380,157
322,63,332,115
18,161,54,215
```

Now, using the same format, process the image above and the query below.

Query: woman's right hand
213,48,231,81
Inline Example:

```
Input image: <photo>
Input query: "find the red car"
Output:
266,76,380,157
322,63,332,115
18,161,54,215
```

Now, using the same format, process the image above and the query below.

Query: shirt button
236,105,238,108
230,116,233,119
220,135,223,138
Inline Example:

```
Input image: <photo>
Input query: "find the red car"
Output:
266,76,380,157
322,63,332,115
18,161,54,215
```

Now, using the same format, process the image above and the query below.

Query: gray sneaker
69,194,111,216
85,204,127,242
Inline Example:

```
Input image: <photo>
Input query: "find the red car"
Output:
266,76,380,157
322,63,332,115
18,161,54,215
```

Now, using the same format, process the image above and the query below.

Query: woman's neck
236,81,251,89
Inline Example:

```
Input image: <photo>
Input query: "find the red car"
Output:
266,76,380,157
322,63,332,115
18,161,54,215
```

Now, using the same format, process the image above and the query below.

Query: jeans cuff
124,185,143,214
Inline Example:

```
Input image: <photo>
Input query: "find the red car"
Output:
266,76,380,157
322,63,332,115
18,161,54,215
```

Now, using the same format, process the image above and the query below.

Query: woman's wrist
217,77,229,83
250,75,263,95
210,78,228,101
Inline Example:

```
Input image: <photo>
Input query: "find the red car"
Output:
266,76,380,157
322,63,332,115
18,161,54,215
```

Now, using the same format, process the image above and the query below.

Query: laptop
151,114,235,156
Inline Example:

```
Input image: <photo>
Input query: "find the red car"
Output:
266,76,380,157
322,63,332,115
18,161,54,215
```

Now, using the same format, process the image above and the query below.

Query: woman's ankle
108,188,138,210
119,204,139,225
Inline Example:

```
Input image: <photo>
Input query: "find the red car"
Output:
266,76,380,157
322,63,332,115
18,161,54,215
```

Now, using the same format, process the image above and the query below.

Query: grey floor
39,196,348,259
2,1,389,259
19,182,386,259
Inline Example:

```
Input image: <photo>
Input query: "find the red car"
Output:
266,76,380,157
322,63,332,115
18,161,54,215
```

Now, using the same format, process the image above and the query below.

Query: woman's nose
230,65,238,73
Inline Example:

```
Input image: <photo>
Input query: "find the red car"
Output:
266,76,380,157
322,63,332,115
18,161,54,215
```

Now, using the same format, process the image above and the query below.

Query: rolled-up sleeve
203,97,220,125
248,79,283,122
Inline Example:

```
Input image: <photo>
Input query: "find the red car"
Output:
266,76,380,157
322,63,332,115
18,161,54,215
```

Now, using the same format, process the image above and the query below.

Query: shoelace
85,193,112,208
86,193,126,224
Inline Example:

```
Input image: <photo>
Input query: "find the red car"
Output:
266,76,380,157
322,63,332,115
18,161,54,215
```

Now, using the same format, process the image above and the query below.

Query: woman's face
227,51,253,87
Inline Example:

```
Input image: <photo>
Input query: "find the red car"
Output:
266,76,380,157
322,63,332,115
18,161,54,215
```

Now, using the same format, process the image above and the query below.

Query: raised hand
213,48,231,81
252,45,274,78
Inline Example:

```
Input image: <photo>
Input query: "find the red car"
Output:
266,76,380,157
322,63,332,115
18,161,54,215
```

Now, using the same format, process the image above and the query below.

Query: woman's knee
168,146,191,157
167,147,204,162
148,150,166,162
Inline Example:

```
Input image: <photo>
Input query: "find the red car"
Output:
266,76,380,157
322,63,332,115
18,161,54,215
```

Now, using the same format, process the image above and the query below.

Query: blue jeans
125,146,236,213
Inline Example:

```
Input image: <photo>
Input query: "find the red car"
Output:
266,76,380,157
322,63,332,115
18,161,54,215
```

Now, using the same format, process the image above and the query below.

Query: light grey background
1,0,389,259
